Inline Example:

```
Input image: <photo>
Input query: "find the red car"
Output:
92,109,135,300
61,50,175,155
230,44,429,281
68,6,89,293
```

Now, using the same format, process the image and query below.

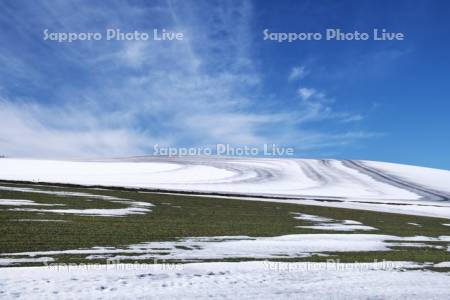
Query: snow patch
0,185,153,216
9,207,150,217
0,257,54,266
293,213,377,231
0,199,63,206
12,219,71,223
5,234,448,262
298,224,376,231
433,261,450,268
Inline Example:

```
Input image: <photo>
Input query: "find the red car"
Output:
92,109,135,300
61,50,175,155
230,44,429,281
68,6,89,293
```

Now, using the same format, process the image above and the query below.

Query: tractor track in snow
344,160,450,201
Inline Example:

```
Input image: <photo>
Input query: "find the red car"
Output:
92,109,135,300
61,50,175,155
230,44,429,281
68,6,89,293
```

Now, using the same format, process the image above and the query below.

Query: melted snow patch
3,234,450,264
0,186,127,201
9,207,150,217
0,257,54,266
0,199,62,206
293,213,377,231
293,213,333,223
0,186,154,216
433,261,450,268
389,242,444,250
298,224,377,231
12,219,71,223
0,234,403,261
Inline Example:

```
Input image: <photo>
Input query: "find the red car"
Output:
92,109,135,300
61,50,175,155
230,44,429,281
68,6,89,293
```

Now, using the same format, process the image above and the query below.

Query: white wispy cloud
289,66,308,81
0,0,375,158
295,84,364,125
297,87,316,100
0,99,156,158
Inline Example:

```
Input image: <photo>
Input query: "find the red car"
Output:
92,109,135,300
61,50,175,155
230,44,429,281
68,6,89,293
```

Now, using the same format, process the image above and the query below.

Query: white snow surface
364,160,450,194
1,261,449,299
1,157,450,217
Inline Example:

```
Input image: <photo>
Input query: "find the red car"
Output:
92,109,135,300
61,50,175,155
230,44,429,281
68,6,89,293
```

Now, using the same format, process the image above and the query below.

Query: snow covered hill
1,157,449,218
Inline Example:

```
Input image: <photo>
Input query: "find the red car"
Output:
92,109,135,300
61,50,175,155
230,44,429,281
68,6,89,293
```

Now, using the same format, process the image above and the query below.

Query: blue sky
0,0,449,169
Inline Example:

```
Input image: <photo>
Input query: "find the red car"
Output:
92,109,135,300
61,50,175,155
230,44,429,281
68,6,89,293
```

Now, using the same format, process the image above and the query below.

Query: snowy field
1,261,450,299
0,157,450,218
1,157,450,299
